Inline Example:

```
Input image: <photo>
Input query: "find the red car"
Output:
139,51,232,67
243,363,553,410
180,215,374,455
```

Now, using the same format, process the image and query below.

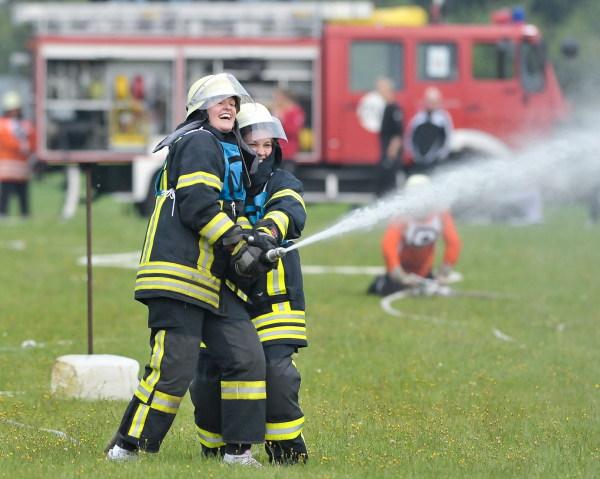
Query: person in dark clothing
105,74,270,467
405,87,453,176
191,102,309,465
376,77,404,196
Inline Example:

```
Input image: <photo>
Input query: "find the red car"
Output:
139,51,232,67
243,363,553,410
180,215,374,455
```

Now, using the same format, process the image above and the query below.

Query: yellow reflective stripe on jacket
196,425,225,448
140,195,167,263
138,261,219,289
257,325,307,343
252,310,306,329
236,215,252,230
136,277,220,308
266,189,306,211
263,210,289,238
225,279,249,303
150,390,183,414
197,237,214,272
266,260,286,296
265,416,305,441
220,380,267,400
200,212,235,245
176,171,223,191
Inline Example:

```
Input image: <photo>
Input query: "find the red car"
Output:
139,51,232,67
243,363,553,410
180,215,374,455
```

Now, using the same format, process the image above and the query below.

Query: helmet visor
241,117,288,142
187,73,253,112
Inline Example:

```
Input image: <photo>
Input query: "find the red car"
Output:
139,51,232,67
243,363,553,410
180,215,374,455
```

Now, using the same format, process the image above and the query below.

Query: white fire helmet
2,91,22,112
405,174,431,189
237,102,287,142
186,73,252,118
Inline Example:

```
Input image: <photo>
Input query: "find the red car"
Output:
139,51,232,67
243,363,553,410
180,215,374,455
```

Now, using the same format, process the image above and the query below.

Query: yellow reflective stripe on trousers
150,390,183,414
258,326,307,343
263,210,290,238
220,380,266,400
266,189,306,211
135,277,219,308
196,425,225,448
252,310,306,329
176,171,223,191
200,212,235,245
128,404,151,439
140,195,167,263
265,416,305,441
266,260,286,296
133,330,166,404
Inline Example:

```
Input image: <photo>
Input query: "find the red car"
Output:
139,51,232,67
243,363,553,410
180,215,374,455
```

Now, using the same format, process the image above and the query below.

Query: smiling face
244,136,274,162
206,97,237,132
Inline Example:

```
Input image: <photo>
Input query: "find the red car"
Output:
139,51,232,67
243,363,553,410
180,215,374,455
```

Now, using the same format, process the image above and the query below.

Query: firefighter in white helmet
0,91,35,217
191,102,309,464
368,174,461,295
106,74,271,467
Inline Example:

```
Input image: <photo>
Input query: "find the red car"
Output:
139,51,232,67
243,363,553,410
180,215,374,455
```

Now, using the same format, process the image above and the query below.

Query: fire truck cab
14,2,568,210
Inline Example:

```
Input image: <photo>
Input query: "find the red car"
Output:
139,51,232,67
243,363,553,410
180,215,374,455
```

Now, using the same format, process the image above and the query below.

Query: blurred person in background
404,87,453,176
0,91,35,218
105,73,271,467
375,77,404,197
272,88,305,172
191,102,309,465
368,174,461,296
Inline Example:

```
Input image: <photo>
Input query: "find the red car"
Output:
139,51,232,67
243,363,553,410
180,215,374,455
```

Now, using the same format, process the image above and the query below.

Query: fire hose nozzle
265,247,287,263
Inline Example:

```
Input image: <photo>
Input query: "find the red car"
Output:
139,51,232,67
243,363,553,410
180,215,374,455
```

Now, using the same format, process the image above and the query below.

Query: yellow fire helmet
237,102,287,142
186,73,252,118
2,91,22,111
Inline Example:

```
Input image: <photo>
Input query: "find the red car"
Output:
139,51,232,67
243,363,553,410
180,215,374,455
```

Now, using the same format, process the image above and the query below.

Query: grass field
1,172,599,478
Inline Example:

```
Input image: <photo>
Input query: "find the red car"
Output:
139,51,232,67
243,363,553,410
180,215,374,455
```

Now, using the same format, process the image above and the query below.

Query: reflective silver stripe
176,172,222,190
253,312,305,327
266,423,304,436
151,396,180,413
197,431,224,444
259,328,306,339
128,404,150,439
221,386,266,395
202,215,230,238
135,279,218,303
198,238,211,271
138,264,215,286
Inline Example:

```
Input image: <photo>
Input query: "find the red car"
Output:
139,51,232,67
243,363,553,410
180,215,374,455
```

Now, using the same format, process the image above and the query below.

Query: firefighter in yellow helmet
106,74,271,467
191,102,309,464
0,91,35,217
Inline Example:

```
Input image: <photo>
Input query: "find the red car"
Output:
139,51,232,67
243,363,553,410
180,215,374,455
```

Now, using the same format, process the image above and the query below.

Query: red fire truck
14,2,568,209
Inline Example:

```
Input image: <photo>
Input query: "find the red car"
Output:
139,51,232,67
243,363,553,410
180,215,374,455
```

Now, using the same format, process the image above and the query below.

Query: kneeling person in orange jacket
368,174,461,296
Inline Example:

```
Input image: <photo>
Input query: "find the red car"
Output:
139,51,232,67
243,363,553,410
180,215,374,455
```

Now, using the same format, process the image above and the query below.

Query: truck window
417,42,457,81
520,41,546,92
349,41,403,92
45,59,172,151
472,41,515,80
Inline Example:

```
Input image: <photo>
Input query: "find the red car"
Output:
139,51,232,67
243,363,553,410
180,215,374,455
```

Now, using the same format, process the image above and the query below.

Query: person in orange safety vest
0,91,35,217
368,174,461,296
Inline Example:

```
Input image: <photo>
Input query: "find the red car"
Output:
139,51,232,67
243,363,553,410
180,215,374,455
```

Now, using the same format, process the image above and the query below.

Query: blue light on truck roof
512,6,526,22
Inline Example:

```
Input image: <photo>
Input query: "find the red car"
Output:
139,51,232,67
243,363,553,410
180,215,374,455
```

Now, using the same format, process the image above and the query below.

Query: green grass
1,172,600,478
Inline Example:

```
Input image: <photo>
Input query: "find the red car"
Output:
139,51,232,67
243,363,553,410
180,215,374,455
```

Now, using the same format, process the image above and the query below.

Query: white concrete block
51,354,139,401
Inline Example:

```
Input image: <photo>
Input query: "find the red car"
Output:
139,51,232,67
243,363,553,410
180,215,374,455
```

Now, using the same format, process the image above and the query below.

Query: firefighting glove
248,222,280,268
231,242,270,278
220,225,245,252
389,266,422,287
